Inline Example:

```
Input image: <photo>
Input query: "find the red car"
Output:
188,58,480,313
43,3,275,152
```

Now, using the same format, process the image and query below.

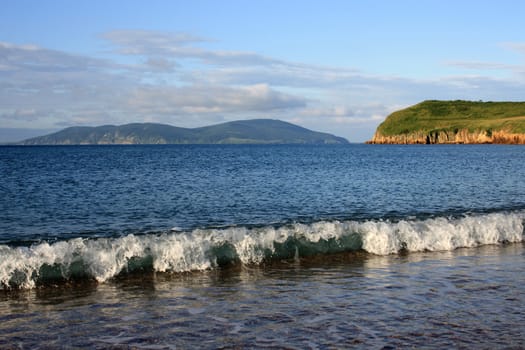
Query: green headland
368,100,525,144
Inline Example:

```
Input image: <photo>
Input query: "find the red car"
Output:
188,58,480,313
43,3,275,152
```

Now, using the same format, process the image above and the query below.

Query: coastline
367,129,525,144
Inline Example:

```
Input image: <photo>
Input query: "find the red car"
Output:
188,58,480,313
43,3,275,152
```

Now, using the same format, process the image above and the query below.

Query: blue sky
1,0,525,142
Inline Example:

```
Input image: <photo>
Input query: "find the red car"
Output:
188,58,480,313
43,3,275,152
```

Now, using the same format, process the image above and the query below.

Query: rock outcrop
368,129,525,144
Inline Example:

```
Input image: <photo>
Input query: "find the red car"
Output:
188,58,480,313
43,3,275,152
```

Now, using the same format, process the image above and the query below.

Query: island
18,119,349,145
367,100,525,144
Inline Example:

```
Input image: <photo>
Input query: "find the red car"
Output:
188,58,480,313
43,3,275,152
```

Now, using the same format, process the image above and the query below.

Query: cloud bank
1,31,524,142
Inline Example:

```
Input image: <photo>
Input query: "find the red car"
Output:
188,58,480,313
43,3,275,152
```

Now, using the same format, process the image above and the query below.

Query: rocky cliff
368,129,525,144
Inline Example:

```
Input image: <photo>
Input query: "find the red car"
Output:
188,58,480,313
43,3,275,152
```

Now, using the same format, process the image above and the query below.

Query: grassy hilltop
368,100,525,144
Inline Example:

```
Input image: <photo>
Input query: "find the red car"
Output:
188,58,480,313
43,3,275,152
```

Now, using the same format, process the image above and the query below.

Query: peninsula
367,100,525,144
19,119,348,145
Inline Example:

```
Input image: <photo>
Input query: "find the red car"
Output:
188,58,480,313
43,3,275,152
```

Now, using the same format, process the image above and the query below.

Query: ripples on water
2,144,525,243
1,145,525,348
1,244,524,349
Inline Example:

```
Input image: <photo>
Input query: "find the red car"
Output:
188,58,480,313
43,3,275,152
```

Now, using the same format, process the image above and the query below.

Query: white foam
358,212,524,255
1,211,524,289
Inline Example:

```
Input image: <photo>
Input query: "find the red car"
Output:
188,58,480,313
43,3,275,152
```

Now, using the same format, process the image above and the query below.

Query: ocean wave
1,211,524,289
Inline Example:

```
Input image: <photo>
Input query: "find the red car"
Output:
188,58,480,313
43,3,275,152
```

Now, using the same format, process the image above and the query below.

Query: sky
1,0,525,142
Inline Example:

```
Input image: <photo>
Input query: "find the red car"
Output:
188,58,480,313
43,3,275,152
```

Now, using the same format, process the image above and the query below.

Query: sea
1,144,524,349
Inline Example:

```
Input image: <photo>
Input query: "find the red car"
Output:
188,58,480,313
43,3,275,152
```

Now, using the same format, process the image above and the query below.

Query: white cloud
0,41,113,73
0,108,39,121
1,31,525,141
144,57,178,72
101,30,207,52
125,84,307,116
0,38,309,129
501,42,525,55
443,43,525,79
102,30,286,67
445,60,516,71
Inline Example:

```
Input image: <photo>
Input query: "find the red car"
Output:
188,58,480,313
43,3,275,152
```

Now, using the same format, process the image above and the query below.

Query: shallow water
1,243,524,349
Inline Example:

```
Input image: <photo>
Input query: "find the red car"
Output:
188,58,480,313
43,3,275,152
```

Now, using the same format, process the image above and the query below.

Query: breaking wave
1,210,524,289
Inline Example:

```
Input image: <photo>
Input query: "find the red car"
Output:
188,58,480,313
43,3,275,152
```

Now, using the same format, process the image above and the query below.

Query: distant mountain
19,119,349,145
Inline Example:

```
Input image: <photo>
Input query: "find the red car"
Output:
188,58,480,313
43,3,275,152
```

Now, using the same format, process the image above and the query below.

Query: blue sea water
1,144,525,348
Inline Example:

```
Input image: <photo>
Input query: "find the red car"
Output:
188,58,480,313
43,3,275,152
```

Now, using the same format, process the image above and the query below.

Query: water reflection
1,243,524,348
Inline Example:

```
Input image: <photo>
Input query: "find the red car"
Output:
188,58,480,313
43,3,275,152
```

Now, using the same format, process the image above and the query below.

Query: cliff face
367,129,525,144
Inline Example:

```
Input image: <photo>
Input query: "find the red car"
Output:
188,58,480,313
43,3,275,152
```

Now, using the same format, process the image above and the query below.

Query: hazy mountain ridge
18,119,349,145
